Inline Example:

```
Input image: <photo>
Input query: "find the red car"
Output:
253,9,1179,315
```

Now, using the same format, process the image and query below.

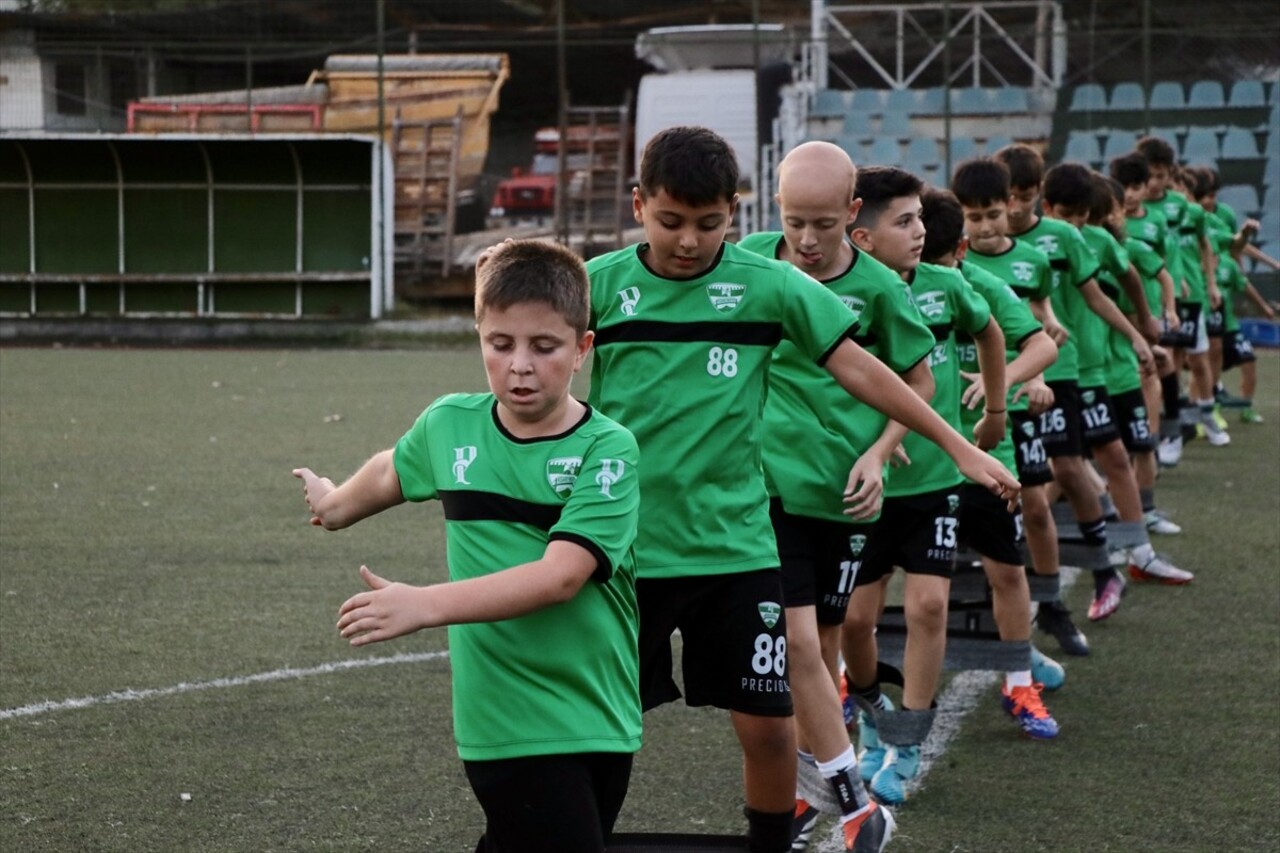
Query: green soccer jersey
1124,236,1166,317
956,259,1042,474
586,241,858,578
1212,201,1239,234
1175,202,1210,305
1080,224,1132,389
393,393,642,761
1217,254,1247,333
958,245,1052,414
737,232,935,523
1145,191,1190,295
1012,216,1100,384
889,262,993,498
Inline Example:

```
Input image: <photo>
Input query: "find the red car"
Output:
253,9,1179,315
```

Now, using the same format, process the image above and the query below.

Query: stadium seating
1101,129,1139,162
852,88,887,116
904,136,942,170
1188,80,1226,109
1181,127,1220,162
880,109,914,139
885,87,919,115
866,135,903,166
1220,127,1260,159
1069,83,1107,112
1064,130,1103,165
917,87,947,115
1108,82,1145,111
1228,80,1267,109
948,136,980,163
953,87,994,113
1218,184,1260,217
812,89,849,118
984,134,1013,154
1148,81,1186,110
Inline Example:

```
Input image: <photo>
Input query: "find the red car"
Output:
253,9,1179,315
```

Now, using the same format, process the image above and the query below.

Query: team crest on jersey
1142,223,1158,240
1011,261,1035,282
947,494,960,514
758,601,782,629
452,446,478,485
1134,405,1147,419
1081,389,1096,405
595,458,625,499
840,295,867,320
914,290,946,320
1021,421,1036,437
1035,235,1059,255
618,286,642,316
546,456,583,498
707,282,746,313
849,534,867,557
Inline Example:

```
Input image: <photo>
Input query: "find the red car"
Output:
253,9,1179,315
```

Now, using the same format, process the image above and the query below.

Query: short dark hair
853,166,924,229
1135,135,1176,167
1195,164,1222,194
1109,151,1150,188
1087,173,1119,225
920,188,965,264
950,158,1011,208
992,143,1044,189
637,126,739,207
475,239,590,335
1184,164,1214,200
1042,162,1094,212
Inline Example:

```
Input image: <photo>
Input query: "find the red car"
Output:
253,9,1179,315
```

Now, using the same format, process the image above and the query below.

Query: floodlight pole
555,0,569,246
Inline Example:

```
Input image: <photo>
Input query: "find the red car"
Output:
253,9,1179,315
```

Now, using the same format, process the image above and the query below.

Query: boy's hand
972,409,1006,452
1012,377,1055,415
843,455,886,521
954,444,1020,512
1131,336,1155,374
959,370,985,410
1042,318,1069,347
336,566,429,646
293,467,336,527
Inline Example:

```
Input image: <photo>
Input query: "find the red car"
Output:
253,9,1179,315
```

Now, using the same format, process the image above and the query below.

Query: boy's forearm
315,450,405,529
1005,332,1057,390
1083,280,1142,340
1121,265,1153,327
975,322,1007,408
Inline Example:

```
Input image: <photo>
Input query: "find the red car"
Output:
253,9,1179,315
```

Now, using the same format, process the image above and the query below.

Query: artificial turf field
1,344,1276,852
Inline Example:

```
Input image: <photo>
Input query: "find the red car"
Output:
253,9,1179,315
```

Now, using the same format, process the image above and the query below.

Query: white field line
0,650,451,722
813,567,1081,851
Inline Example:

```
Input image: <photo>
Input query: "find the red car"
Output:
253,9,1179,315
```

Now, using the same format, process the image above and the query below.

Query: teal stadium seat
984,134,1013,154
1108,82,1145,111
1217,185,1260,217
948,136,980,163
1065,131,1103,164
812,89,850,118
1101,130,1139,162
885,88,920,115
1148,82,1186,110
867,135,903,166
953,87,994,113
1271,81,1280,105
904,137,941,170
1070,84,1107,112
852,88,888,116
1228,80,1267,109
880,110,914,139
918,87,947,114
991,87,1029,113
1188,80,1226,109
1180,127,1220,162
1220,127,1260,159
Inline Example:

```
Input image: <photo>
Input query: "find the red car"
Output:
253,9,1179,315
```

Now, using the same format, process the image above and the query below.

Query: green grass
1,346,1277,851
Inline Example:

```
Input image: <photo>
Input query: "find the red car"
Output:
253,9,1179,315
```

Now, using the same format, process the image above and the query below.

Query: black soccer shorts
770,498,870,625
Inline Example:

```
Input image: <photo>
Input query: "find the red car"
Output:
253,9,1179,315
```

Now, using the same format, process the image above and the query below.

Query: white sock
1005,670,1033,689
798,748,816,767
817,746,857,778
1130,542,1154,565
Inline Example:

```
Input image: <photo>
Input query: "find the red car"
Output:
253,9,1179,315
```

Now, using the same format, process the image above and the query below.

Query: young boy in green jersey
737,141,936,849
586,127,1019,853
1110,151,1186,471
1135,136,1230,448
921,184,1063,738
837,166,1011,805
949,156,1091,658
1214,240,1274,423
292,240,642,853
993,145,1162,622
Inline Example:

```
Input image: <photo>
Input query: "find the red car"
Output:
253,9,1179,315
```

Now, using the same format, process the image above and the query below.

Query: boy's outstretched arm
969,319,1008,451
823,338,1020,504
335,540,598,646
844,359,934,520
293,449,405,530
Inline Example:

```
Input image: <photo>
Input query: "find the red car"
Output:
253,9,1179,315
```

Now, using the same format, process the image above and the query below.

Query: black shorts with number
637,569,792,717
1222,330,1257,370
1110,387,1156,452
770,499,869,625
1009,410,1054,486
858,486,962,585
1159,300,1201,348
1077,385,1123,448
465,751,633,853
957,482,1023,566
1038,380,1085,458
1206,305,1226,337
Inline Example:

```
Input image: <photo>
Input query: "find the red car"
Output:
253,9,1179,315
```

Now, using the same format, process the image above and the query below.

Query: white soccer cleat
1145,510,1182,535
1156,436,1183,466
1128,553,1194,584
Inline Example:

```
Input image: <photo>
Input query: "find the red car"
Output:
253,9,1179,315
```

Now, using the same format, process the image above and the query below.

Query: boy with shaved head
739,141,935,849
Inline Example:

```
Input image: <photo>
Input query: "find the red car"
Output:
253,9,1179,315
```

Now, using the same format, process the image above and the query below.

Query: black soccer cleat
1036,600,1090,657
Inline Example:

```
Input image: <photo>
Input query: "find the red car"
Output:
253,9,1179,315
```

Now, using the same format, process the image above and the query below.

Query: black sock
1078,517,1107,547
851,678,882,708
1161,374,1181,420
744,806,793,853
1093,567,1118,595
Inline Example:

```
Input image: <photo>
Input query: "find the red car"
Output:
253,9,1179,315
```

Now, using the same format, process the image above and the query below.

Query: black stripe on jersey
1049,258,1071,271
440,489,562,531
550,531,613,582
927,323,952,341
819,321,861,366
594,320,783,348
850,330,879,348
